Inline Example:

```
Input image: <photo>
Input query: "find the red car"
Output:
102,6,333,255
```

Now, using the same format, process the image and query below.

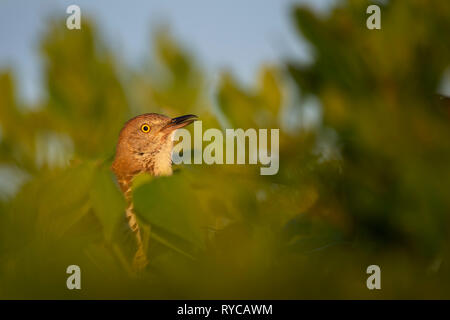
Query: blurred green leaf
90,166,126,241
133,172,206,250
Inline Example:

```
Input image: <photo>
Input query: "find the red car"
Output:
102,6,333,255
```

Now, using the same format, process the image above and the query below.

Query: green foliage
217,66,282,128
42,22,129,158
288,0,450,257
90,167,126,241
0,1,449,298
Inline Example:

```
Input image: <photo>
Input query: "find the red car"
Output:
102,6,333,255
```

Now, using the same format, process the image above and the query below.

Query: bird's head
112,113,197,178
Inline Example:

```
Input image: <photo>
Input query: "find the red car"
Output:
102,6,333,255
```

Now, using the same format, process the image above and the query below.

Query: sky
0,0,335,105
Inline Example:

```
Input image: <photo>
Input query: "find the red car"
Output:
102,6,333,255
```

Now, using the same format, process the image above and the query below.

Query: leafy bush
0,0,449,298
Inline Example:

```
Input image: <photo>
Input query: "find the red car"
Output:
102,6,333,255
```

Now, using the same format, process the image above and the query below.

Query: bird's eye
140,124,150,133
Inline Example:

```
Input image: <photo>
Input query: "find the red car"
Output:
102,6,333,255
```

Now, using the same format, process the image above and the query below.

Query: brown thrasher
111,113,197,271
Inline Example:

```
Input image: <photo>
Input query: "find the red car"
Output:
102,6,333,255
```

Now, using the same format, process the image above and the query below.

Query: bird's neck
151,146,173,176
145,137,174,177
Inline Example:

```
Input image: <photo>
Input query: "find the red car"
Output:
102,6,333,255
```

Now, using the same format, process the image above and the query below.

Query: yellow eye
140,124,150,133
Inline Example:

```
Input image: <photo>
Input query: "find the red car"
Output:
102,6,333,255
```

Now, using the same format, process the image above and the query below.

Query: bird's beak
161,114,198,132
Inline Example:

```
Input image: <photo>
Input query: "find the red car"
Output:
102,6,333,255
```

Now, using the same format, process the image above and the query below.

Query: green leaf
90,167,126,241
131,172,154,190
133,173,206,250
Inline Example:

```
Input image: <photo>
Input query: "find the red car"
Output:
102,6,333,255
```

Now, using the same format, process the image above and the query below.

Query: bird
111,113,198,271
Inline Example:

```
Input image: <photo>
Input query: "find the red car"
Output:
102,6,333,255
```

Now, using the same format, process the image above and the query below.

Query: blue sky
0,0,334,104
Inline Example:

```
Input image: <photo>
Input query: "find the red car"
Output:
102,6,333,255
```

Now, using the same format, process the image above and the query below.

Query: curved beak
162,114,198,131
